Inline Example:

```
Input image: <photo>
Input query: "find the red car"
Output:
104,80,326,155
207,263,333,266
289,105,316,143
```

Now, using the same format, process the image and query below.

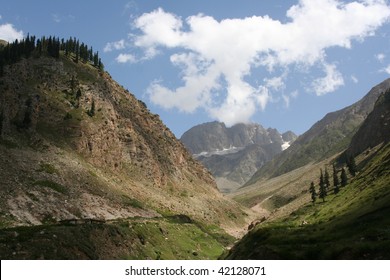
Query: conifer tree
76,89,82,108
341,167,348,187
88,100,95,117
319,169,327,202
333,163,340,194
347,156,357,177
309,182,317,204
75,40,79,63
324,167,330,190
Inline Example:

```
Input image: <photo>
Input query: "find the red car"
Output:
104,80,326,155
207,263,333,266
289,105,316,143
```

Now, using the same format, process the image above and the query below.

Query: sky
1,0,390,137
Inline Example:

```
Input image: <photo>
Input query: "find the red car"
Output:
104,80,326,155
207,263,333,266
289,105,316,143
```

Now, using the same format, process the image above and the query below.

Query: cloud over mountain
108,0,390,126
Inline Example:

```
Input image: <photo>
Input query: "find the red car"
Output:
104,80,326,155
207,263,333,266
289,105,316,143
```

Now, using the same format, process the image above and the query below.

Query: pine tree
324,167,330,190
76,89,82,108
87,100,95,117
319,169,327,202
309,182,317,204
341,167,348,187
93,52,99,67
347,156,357,177
333,163,340,194
75,40,79,63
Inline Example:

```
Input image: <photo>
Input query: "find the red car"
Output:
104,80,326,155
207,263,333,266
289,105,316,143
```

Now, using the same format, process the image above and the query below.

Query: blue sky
1,0,390,137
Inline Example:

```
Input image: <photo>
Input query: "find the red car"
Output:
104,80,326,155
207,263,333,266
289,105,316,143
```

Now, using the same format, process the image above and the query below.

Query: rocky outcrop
344,87,390,157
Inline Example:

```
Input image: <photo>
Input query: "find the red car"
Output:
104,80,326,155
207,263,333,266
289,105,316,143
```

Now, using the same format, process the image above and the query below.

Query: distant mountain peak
180,121,297,192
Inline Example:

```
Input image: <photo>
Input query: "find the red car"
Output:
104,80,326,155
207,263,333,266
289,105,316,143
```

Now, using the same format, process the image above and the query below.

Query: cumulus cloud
116,53,137,63
104,39,126,52
311,63,345,96
117,0,390,125
383,65,390,74
0,23,23,42
283,90,299,108
376,53,386,62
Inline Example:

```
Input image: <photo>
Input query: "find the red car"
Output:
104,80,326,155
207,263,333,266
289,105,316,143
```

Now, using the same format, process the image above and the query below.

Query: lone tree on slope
333,163,340,194
309,182,317,204
347,156,357,177
319,169,327,202
341,167,348,187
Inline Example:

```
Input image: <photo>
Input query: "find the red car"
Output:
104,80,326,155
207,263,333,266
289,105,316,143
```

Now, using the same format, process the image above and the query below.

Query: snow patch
281,141,291,151
194,146,244,158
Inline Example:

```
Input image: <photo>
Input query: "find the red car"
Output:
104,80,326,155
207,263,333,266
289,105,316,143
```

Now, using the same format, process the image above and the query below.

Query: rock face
0,54,248,231
344,87,390,157
180,122,297,192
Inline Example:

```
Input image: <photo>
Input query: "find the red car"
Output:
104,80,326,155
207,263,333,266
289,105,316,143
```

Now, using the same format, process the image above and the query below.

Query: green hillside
0,216,233,260
226,143,390,259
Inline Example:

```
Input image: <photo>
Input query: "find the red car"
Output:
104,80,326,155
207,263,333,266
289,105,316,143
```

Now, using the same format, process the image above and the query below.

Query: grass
227,143,390,259
121,195,144,209
37,162,59,175
33,180,68,194
0,217,228,260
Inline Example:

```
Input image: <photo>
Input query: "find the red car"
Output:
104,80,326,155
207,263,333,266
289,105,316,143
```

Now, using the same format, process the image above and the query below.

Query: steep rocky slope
181,122,296,192
0,49,251,239
343,87,390,158
245,78,390,185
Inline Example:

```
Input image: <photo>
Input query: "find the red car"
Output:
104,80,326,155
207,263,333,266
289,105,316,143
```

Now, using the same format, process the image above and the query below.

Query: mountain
180,122,297,192
245,78,390,186
0,37,253,259
343,87,390,158
226,86,390,259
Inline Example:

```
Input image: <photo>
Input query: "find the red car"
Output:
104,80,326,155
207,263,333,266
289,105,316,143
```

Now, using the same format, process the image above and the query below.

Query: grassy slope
0,216,234,260
226,143,390,259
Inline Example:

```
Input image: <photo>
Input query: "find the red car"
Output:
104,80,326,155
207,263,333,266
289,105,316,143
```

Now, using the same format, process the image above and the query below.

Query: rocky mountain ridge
181,122,297,192
343,87,390,158
245,78,390,186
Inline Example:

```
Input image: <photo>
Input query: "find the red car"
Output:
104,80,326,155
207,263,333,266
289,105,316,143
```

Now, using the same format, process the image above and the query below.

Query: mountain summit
180,122,296,192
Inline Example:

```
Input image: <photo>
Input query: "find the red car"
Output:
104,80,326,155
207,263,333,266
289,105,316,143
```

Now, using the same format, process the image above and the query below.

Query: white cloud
351,75,359,83
376,53,386,62
104,39,126,52
383,65,390,74
52,14,61,23
283,90,299,108
264,76,286,91
122,0,390,125
311,63,344,96
0,23,23,42
51,13,75,24
116,53,137,63
282,94,291,108
291,90,299,99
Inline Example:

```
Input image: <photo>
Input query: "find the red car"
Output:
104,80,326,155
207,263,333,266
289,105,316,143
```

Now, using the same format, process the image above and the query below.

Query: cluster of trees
309,156,357,204
0,34,104,76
